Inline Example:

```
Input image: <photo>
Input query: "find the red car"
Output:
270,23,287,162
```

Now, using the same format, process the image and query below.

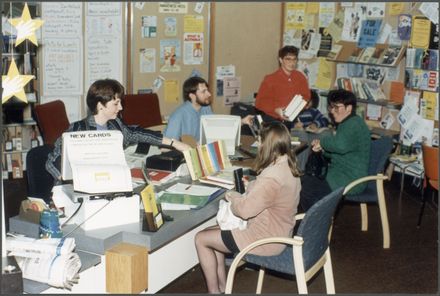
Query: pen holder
39,209,63,238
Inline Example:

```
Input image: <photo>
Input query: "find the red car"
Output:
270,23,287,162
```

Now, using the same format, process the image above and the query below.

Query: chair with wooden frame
417,145,438,227
342,136,394,249
225,187,344,294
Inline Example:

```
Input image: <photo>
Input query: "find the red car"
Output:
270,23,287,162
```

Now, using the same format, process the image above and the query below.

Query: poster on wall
140,48,156,73
223,77,241,106
160,39,182,72
183,33,203,65
164,17,177,36
142,16,157,38
341,4,367,42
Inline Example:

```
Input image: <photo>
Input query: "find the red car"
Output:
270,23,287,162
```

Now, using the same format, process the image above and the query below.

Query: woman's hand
311,139,322,152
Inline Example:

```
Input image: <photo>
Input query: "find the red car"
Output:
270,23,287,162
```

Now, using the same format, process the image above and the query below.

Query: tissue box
67,195,140,231
18,202,41,224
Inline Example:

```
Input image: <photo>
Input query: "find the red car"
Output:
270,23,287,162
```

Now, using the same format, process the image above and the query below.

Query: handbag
304,150,328,180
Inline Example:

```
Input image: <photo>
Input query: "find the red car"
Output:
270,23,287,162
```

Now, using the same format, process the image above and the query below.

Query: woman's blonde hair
253,122,302,177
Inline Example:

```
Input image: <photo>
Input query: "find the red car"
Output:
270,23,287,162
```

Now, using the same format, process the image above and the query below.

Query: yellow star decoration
8,3,44,46
2,59,35,104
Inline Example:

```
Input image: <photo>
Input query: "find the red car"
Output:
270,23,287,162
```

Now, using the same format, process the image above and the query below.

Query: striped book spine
207,142,220,173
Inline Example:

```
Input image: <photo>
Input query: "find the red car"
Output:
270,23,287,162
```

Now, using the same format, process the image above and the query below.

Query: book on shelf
363,80,387,101
405,69,439,92
327,44,342,60
379,46,403,66
368,47,385,64
421,49,439,71
157,182,226,210
283,94,307,122
358,47,376,64
347,47,363,62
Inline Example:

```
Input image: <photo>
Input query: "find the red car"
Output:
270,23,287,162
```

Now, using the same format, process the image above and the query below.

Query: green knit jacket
321,114,371,194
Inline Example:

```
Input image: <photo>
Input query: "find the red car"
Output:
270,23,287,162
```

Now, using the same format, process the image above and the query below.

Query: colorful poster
183,33,203,65
160,39,181,72
141,16,157,38
397,14,412,40
315,57,332,90
358,19,382,48
419,3,439,25
366,3,385,18
420,91,438,120
164,79,179,103
410,16,432,49
306,3,319,14
389,3,404,15
140,48,156,73
325,10,344,43
164,17,177,36
318,2,335,28
285,3,306,30
194,2,205,14
183,15,204,33
341,6,366,42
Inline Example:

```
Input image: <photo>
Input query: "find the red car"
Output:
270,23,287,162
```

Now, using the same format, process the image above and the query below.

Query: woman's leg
214,250,226,292
195,228,230,293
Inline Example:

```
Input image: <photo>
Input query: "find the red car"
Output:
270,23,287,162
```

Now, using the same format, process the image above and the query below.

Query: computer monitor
200,115,241,155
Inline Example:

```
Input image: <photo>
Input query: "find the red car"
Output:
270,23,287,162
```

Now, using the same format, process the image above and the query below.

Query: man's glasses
282,57,298,62
327,104,345,112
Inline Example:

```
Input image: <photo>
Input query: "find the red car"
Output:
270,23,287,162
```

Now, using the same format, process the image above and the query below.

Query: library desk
9,183,221,294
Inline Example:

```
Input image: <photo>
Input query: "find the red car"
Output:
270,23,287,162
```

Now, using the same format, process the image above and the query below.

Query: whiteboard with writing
86,36,122,88
42,38,83,95
85,3,123,90
42,2,82,37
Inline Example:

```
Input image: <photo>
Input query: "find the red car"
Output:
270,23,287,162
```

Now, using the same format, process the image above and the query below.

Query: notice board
130,2,211,118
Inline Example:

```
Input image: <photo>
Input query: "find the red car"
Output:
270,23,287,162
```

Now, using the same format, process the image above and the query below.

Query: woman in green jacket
300,89,371,211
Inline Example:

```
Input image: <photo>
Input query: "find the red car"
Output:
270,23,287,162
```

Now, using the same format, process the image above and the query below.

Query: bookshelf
1,2,42,180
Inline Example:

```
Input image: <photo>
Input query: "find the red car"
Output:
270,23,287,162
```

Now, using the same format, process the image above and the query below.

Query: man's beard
196,97,210,107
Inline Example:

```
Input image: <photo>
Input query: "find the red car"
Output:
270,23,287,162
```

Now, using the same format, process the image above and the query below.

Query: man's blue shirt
164,101,213,141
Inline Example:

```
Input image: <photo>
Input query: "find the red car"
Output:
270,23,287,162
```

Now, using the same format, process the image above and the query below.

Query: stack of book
183,140,236,189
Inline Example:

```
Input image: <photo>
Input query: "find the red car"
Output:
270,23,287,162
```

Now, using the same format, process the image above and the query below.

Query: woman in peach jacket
195,121,302,293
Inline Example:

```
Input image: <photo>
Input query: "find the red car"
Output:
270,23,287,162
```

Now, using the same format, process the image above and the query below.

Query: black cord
60,200,84,227
62,199,112,238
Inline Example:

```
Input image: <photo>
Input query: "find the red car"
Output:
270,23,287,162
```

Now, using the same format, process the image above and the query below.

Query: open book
283,94,307,122
62,130,133,195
